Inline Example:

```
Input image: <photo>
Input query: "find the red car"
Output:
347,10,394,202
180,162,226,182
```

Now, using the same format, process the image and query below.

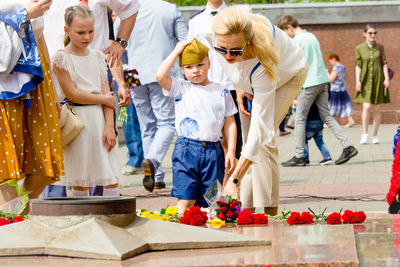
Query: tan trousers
240,67,307,208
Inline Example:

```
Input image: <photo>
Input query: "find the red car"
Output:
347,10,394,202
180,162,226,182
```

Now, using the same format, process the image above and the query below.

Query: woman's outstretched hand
222,179,240,200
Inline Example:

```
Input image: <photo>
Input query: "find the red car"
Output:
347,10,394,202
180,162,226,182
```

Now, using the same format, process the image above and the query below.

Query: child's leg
71,186,89,196
177,199,196,214
171,137,200,212
304,137,310,161
313,131,331,159
103,183,120,196
304,126,313,161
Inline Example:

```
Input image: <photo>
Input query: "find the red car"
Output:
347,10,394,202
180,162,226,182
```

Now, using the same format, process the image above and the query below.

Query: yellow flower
165,206,178,215
140,211,151,218
209,218,225,229
161,215,170,221
149,213,162,220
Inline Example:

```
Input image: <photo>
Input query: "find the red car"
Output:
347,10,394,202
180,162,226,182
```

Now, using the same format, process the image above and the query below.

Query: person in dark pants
304,102,332,166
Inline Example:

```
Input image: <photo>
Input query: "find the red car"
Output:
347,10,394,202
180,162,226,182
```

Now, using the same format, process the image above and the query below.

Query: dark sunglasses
367,31,377,35
214,38,250,57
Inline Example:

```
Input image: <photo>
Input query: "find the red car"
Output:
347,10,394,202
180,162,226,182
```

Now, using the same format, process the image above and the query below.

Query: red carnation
216,201,227,207
252,213,268,224
0,218,10,226
190,214,206,226
226,210,235,219
326,212,342,225
217,213,226,221
237,209,253,225
300,212,314,224
229,201,239,210
180,216,190,225
219,206,228,214
342,210,356,224
354,211,366,223
12,216,24,223
287,212,302,226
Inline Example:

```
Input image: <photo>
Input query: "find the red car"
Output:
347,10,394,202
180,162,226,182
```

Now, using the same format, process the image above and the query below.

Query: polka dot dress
0,44,64,182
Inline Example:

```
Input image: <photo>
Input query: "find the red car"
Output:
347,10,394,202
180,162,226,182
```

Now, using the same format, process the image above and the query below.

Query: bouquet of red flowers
237,209,269,225
118,68,142,126
216,196,241,223
124,68,141,92
180,206,208,226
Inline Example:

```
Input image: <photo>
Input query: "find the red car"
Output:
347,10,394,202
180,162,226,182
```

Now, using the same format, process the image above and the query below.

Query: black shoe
320,157,332,165
154,182,166,189
305,158,310,165
281,156,307,167
141,159,155,192
335,145,358,165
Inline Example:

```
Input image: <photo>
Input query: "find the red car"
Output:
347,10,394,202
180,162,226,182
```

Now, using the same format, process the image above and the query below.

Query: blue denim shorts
171,136,224,207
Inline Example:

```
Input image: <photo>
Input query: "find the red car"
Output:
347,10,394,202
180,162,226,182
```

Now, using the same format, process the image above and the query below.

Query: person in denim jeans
304,102,332,165
125,0,188,192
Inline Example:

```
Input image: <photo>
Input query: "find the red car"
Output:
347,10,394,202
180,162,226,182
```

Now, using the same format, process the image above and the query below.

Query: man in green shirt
278,15,357,166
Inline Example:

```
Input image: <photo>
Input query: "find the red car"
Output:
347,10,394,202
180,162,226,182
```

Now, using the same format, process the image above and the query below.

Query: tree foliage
166,0,369,5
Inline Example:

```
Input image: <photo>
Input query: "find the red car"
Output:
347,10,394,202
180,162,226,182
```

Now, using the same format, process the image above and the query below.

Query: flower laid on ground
342,210,366,224
287,211,314,226
180,206,208,226
284,209,366,226
216,196,241,222
326,212,342,225
138,206,181,222
208,218,225,228
165,206,178,215
0,210,25,227
237,209,269,225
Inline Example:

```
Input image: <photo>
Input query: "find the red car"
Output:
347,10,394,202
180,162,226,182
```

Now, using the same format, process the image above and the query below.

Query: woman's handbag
378,43,394,80
59,103,84,147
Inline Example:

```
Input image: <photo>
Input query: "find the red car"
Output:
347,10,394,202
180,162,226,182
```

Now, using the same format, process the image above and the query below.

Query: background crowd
0,0,391,216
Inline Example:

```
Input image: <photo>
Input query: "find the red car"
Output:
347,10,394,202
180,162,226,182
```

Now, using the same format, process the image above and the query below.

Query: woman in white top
209,7,308,215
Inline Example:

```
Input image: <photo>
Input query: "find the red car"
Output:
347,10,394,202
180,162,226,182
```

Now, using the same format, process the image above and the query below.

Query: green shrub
166,0,369,5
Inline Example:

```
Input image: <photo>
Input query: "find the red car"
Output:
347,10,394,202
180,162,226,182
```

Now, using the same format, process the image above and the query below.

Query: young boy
304,102,332,165
156,38,237,213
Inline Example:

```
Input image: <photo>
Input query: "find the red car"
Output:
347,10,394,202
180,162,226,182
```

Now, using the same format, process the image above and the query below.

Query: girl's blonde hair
64,5,93,47
212,6,279,82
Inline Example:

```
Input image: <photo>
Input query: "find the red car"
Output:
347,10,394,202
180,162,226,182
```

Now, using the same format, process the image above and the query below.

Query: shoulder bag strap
378,43,383,70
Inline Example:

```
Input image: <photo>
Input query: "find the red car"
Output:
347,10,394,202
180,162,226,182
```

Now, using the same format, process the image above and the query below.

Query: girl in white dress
51,5,121,196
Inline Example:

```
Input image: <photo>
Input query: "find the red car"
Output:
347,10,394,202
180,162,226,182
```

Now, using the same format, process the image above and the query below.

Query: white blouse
204,16,307,162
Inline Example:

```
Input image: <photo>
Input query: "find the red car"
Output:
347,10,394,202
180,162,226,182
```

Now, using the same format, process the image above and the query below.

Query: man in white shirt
187,0,242,159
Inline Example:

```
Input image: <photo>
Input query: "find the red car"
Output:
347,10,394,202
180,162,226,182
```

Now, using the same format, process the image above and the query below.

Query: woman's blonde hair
64,5,93,47
212,6,279,82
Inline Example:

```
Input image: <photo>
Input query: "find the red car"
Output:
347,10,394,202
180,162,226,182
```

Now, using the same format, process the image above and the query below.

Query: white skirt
57,104,121,187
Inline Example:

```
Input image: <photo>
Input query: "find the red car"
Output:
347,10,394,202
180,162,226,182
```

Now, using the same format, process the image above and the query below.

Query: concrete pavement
119,123,397,214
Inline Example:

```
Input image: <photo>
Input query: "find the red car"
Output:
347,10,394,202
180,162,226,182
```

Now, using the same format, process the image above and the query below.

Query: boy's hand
102,127,116,152
174,40,191,54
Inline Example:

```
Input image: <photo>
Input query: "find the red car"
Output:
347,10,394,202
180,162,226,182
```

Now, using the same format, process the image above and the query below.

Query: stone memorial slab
0,197,270,260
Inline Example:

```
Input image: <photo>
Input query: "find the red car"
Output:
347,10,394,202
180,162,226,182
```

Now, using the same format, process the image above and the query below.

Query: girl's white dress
51,49,121,187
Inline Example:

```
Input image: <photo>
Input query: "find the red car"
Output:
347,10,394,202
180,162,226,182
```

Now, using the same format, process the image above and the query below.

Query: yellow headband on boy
179,38,209,66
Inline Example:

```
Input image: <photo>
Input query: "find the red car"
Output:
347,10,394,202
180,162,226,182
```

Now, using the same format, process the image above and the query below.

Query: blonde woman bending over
204,7,307,215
